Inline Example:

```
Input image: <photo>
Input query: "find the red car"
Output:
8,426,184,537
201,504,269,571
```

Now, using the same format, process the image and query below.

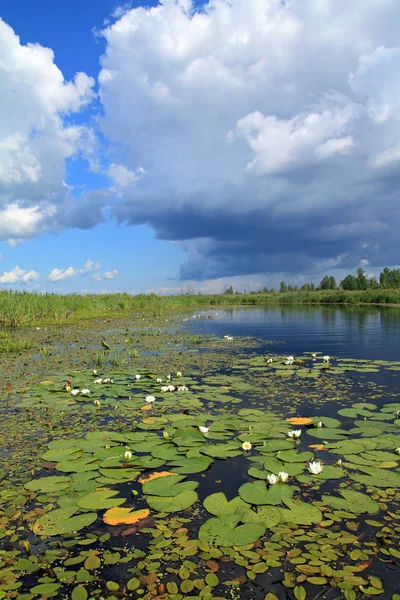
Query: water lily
176,371,182,378
167,385,175,392
278,471,289,483
163,431,169,439
145,395,156,403
156,378,162,384
65,385,71,392
311,353,316,359
308,461,323,475
396,410,400,418
94,378,102,384
81,389,91,395
177,385,188,391
135,374,141,380
335,459,342,466
242,441,252,451
71,389,80,396
160,385,169,393
395,447,400,455
124,450,132,461
287,429,301,439
93,399,100,406
199,426,209,434
323,355,330,362
266,358,273,364
93,369,97,375
166,374,171,381
287,355,294,361
267,474,278,485
316,421,323,428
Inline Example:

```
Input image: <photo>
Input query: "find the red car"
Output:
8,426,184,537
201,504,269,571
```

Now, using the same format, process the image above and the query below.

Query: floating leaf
77,489,126,510
33,508,97,536
103,507,150,525
146,490,198,513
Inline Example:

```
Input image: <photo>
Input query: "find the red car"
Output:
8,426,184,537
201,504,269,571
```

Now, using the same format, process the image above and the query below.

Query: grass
1,288,400,328
0,331,36,353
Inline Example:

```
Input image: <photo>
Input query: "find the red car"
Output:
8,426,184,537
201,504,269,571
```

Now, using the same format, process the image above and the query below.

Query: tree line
224,267,400,294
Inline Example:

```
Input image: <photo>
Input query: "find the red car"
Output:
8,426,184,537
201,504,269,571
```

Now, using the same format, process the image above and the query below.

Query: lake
188,305,400,361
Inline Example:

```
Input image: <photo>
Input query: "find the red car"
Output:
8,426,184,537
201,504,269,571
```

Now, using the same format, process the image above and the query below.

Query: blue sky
1,1,400,293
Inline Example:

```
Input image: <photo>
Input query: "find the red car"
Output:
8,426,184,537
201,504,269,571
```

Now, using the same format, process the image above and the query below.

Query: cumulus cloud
91,269,119,281
0,265,39,284
98,0,400,280
46,258,100,282
0,19,104,244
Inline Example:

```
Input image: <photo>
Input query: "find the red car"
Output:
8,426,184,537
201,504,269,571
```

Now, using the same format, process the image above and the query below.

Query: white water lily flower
311,353,317,359
177,385,189,391
156,378,162,384
65,385,71,392
93,399,100,406
266,358,273,364
395,447,400,455
81,389,91,395
93,369,97,375
287,356,294,361
226,336,233,341
167,385,175,392
135,374,141,380
278,471,289,483
124,450,132,461
287,430,301,439
323,355,330,362
71,389,80,396
160,385,169,393
166,374,171,381
242,441,252,451
176,371,182,378
163,431,169,439
145,395,156,403
308,461,323,475
94,378,102,384
336,459,342,466
396,410,400,418
267,474,278,485
316,421,323,428
199,426,209,434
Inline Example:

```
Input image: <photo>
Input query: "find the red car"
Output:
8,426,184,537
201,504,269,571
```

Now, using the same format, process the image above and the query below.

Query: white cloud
91,269,119,281
0,19,99,242
98,0,400,279
0,265,39,284
46,258,100,282
103,269,119,279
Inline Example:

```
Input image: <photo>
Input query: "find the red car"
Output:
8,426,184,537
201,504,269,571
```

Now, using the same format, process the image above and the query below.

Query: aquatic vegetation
0,314,400,599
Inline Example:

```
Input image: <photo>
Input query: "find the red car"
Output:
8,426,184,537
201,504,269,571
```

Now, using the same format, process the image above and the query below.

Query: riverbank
2,289,400,329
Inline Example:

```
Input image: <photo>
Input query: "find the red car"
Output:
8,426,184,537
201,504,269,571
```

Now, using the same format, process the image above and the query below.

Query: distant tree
318,275,331,290
369,276,380,289
301,283,311,291
340,274,358,290
328,276,337,290
224,285,234,294
380,267,400,289
280,281,288,293
356,267,368,290
270,288,276,293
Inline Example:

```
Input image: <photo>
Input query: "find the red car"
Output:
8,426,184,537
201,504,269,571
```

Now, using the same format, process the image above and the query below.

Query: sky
1,0,400,294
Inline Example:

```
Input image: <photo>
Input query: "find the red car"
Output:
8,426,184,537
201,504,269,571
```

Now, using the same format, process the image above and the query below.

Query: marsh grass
1,288,400,328
0,331,36,353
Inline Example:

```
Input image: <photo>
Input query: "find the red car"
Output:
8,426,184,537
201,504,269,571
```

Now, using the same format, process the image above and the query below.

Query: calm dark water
188,305,400,361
